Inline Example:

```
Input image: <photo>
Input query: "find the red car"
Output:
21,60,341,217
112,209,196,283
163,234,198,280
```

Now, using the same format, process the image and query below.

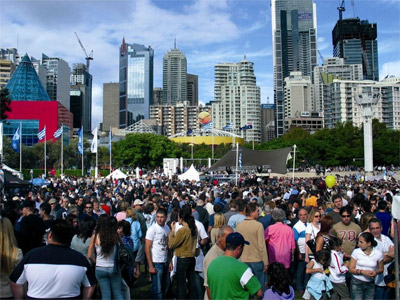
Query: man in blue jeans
145,208,171,299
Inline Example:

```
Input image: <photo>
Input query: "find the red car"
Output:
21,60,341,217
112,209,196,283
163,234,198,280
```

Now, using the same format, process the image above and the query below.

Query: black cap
225,232,250,247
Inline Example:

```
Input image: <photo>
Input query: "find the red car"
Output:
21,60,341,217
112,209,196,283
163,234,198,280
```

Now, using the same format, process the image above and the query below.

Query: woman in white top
88,216,123,300
349,232,384,300
305,208,321,262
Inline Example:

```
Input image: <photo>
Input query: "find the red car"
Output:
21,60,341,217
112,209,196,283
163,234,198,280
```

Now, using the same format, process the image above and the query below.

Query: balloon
317,180,326,190
325,175,336,188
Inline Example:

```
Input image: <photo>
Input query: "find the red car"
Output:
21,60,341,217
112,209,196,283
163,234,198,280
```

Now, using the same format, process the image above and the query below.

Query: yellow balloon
325,175,336,188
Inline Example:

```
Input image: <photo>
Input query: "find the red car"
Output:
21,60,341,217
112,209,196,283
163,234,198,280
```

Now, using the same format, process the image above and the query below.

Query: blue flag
239,152,242,169
223,123,233,130
53,126,63,139
187,128,193,136
108,130,112,153
11,126,20,153
77,128,83,155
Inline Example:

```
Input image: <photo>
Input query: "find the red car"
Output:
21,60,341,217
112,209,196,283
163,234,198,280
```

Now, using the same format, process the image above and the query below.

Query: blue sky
1,0,399,129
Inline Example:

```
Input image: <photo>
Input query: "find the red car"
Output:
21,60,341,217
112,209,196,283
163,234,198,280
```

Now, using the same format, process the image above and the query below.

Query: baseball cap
226,232,250,247
133,199,144,206
48,198,57,205
12,196,20,201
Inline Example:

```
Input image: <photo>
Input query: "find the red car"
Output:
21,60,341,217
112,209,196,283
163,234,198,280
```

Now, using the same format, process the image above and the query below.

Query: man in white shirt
145,208,171,299
369,218,394,300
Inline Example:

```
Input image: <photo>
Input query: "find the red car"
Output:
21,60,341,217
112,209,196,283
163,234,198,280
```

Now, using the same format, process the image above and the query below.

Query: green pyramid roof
6,54,50,101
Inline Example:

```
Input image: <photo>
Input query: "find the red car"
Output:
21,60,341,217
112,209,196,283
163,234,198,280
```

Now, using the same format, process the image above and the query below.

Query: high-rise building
261,104,275,142
103,83,120,131
284,71,313,119
212,57,261,142
271,0,318,137
313,57,363,113
187,73,198,106
119,39,154,128
153,87,163,105
41,54,71,110
332,18,378,81
150,103,211,136
162,43,187,105
0,48,20,88
324,78,400,130
70,63,93,132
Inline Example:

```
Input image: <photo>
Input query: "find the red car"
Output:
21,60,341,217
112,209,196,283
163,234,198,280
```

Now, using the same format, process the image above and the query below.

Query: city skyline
1,0,399,130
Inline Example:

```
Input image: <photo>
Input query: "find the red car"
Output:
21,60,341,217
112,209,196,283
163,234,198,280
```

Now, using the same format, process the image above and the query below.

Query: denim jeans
294,253,309,291
351,277,375,300
96,266,124,300
151,262,170,299
246,261,266,292
375,285,391,300
176,257,196,300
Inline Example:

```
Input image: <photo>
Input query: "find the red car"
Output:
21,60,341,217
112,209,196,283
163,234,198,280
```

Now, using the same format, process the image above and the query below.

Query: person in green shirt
207,232,263,300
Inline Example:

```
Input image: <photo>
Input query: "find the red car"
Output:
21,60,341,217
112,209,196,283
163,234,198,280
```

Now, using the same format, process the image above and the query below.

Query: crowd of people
0,171,399,300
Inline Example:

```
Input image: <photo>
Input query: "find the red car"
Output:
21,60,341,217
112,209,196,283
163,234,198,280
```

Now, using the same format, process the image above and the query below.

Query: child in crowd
304,250,333,300
328,237,350,300
263,262,295,300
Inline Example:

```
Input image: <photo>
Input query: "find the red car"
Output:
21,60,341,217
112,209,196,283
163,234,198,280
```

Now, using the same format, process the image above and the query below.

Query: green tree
0,88,12,120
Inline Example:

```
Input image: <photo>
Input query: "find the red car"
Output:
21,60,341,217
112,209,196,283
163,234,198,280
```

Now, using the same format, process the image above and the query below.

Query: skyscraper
162,42,187,105
186,73,198,106
212,57,261,142
119,39,154,128
271,0,318,137
41,54,71,110
103,83,119,131
70,63,93,132
332,18,379,81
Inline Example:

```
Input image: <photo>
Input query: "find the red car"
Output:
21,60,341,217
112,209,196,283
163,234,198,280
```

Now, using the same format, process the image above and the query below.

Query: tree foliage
0,88,12,120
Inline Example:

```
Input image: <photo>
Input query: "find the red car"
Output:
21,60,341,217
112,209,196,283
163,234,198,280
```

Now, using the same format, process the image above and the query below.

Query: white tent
2,164,22,177
178,164,200,182
106,169,128,180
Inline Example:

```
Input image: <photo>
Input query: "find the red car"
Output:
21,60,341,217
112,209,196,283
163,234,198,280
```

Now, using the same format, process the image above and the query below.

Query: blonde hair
126,207,137,221
0,217,19,275
213,213,226,229
308,208,320,223
120,201,129,212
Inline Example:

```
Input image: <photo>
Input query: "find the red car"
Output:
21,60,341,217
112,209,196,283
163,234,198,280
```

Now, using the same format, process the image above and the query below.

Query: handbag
306,238,317,256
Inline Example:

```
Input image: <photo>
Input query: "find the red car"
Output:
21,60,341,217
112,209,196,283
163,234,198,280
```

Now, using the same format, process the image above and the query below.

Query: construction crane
74,32,93,72
337,0,345,20
318,50,324,65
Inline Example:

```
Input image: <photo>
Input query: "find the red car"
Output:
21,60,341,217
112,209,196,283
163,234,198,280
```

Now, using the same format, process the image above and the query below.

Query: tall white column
364,118,373,173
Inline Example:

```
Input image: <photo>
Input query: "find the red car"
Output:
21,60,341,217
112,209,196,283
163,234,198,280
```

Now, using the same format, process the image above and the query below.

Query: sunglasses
314,215,321,218
86,206,93,209
341,215,351,218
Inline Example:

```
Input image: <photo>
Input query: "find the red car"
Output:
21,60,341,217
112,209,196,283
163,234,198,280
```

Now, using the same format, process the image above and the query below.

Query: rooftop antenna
174,37,176,49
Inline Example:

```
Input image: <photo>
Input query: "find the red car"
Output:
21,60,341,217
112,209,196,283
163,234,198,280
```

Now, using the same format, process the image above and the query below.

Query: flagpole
61,124,64,175
19,122,22,173
81,126,84,177
292,144,297,184
95,149,98,179
44,125,46,178
109,126,112,173
235,142,239,185
211,127,214,163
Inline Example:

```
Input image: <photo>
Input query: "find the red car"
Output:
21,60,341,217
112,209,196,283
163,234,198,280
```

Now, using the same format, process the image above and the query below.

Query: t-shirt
228,214,246,230
351,247,383,282
305,196,318,207
375,212,392,236
145,222,170,263
9,244,96,299
333,222,361,256
375,234,394,286
207,255,261,300
293,221,308,254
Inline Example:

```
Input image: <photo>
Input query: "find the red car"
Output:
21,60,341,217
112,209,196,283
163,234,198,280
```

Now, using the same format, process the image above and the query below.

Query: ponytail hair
360,232,377,247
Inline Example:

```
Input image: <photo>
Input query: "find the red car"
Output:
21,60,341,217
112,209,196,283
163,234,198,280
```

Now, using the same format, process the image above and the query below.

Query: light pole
356,86,380,175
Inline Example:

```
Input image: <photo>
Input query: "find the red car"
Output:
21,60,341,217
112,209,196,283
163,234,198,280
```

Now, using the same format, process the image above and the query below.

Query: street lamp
356,86,380,175
189,143,194,160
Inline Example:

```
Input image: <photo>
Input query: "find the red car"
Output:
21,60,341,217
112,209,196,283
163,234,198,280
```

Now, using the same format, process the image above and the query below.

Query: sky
1,0,399,130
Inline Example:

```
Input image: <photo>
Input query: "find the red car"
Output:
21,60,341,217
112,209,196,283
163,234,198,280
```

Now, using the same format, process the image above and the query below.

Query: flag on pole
0,122,3,158
238,152,242,169
53,126,63,139
108,130,112,153
240,124,253,131
202,122,213,130
223,123,233,130
37,127,46,140
91,127,98,153
11,126,21,153
187,128,193,136
77,128,83,155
